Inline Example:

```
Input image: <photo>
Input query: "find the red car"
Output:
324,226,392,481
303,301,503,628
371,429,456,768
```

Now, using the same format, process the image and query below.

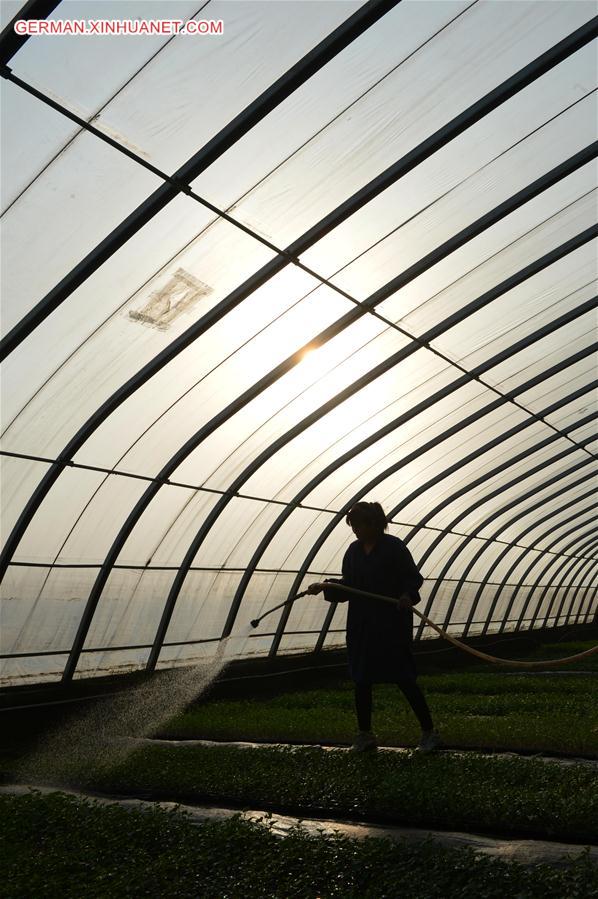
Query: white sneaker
351,731,378,752
416,730,442,752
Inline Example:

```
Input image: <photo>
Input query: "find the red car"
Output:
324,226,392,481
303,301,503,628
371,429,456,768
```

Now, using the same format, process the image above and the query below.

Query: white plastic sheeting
0,0,596,685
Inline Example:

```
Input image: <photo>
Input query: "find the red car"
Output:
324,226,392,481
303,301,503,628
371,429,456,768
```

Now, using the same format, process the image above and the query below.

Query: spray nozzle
249,590,311,629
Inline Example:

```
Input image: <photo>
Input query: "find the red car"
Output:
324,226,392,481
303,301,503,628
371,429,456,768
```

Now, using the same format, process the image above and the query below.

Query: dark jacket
323,533,424,684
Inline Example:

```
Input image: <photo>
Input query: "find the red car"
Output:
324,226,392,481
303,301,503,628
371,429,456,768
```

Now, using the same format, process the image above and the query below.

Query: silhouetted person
308,501,440,752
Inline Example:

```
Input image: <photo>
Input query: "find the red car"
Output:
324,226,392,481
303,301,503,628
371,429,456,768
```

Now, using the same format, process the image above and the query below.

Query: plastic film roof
0,0,597,686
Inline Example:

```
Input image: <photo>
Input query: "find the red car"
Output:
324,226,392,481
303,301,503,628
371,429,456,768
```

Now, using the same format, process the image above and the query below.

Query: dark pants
355,679,433,732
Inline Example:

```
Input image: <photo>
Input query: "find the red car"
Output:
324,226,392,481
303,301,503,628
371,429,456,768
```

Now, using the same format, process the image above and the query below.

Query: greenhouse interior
1,0,597,896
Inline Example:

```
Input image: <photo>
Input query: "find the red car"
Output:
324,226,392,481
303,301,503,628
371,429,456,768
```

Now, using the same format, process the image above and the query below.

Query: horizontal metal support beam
0,629,328,661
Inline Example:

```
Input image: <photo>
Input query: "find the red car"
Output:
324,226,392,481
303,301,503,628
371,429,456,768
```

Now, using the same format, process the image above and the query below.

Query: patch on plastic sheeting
129,268,212,330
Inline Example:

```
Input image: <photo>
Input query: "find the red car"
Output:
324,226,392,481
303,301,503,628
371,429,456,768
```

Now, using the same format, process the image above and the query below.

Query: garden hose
322,582,598,669
250,584,597,669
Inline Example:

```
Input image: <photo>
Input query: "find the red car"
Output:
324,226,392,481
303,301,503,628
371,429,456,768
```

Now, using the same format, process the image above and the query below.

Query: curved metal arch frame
399,396,598,579
524,536,598,632
476,506,597,636
7,3,587,365
573,564,598,626
515,532,598,631
360,404,598,543
266,375,597,659
561,563,598,629
388,417,598,641
1,1,485,447
410,432,596,637
501,545,598,634
583,582,598,625
391,411,597,556
8,268,594,660
585,570,598,624
3,137,593,491
413,456,597,640
3,86,595,465
0,0,403,360
5,75,590,600
143,286,597,670
4,136,591,589
569,559,598,627
300,488,598,653
463,532,596,636
223,376,593,616
513,528,598,632
417,474,598,643
555,550,598,626
466,492,598,637
400,418,596,579
448,519,598,637
3,21,597,680
290,464,593,652
474,489,598,636
398,406,596,557
570,550,598,626
419,438,597,627
349,397,597,557
524,530,598,630
3,13,595,363
417,500,589,638
38,200,592,679
404,414,595,637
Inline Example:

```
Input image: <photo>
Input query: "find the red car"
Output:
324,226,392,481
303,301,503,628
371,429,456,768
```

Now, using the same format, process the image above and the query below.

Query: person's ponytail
369,502,387,534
